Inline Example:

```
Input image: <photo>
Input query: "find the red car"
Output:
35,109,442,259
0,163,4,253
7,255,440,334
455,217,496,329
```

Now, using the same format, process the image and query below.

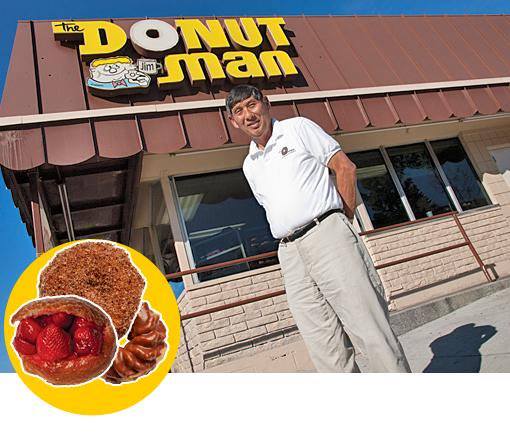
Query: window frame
130,181,165,272
379,145,417,221
169,174,200,284
431,138,492,210
424,139,464,212
350,136,491,229
168,167,279,284
385,140,461,218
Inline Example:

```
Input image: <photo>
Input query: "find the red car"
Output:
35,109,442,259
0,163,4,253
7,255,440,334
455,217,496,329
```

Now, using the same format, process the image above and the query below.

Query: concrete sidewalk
398,287,510,373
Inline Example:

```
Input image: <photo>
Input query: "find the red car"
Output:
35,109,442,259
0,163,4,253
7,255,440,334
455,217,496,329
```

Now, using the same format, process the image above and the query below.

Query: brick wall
365,205,510,310
172,270,301,372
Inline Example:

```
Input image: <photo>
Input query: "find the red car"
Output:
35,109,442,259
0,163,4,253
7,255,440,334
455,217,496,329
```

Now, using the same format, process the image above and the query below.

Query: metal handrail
359,211,493,283
173,210,495,321
165,250,277,280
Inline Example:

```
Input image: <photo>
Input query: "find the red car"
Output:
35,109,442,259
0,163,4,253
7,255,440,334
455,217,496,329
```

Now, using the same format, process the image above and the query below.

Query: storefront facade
2,15,510,372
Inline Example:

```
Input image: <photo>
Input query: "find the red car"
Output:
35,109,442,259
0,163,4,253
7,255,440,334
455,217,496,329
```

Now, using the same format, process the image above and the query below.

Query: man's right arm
243,161,264,207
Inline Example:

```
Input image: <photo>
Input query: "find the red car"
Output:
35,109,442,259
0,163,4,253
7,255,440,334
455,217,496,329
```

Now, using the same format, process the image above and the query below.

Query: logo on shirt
281,146,295,157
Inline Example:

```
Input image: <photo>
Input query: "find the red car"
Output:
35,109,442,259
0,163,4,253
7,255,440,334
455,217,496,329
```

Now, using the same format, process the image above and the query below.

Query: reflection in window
349,150,408,228
131,225,156,265
431,138,490,210
151,182,181,279
174,170,278,282
387,143,455,219
130,182,183,296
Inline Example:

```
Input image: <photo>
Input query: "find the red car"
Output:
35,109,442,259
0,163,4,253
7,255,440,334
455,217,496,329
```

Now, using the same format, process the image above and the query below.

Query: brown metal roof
2,15,510,171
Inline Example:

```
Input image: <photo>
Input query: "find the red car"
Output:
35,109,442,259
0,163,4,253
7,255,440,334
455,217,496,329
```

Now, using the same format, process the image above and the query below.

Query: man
227,84,410,373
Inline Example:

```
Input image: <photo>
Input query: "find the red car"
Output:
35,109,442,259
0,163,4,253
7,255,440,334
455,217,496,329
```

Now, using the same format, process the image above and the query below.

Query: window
349,137,491,229
130,182,184,296
349,150,408,229
173,169,278,283
387,143,455,219
431,138,490,210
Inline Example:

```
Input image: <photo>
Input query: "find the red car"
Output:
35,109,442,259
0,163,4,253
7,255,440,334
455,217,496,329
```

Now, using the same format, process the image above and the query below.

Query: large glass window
349,138,491,230
387,143,455,219
349,150,408,229
431,138,491,210
174,169,278,283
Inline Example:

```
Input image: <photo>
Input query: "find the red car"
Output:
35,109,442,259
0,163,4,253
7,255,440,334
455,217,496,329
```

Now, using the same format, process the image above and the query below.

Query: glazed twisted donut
104,302,167,384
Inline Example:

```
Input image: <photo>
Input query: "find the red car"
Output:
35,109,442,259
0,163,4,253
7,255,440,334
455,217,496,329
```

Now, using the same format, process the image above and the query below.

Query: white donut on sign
130,19,180,58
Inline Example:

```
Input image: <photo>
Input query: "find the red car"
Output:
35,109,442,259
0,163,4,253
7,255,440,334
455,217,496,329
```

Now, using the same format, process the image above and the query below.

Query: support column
28,170,44,256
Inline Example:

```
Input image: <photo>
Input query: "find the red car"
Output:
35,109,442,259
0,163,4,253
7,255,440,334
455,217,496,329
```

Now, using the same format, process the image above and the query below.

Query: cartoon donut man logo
87,56,151,96
281,146,288,156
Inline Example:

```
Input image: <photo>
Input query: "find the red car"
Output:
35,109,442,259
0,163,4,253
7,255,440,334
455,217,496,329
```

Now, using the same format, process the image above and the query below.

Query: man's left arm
327,151,357,221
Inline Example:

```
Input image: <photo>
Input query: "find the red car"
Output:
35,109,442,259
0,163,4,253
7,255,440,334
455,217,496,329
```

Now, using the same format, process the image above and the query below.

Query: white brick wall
172,270,295,372
365,205,510,309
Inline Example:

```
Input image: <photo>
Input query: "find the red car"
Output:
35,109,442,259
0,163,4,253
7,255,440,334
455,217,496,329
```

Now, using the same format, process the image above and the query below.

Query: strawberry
51,312,74,329
70,317,97,334
73,325,103,356
36,324,72,362
16,317,42,344
36,315,52,327
13,337,37,355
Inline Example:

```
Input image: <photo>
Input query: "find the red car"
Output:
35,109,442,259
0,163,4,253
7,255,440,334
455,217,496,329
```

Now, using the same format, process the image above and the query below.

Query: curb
390,275,510,336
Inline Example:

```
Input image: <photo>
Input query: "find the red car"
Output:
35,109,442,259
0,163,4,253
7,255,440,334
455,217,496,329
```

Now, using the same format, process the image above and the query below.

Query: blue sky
1,0,510,372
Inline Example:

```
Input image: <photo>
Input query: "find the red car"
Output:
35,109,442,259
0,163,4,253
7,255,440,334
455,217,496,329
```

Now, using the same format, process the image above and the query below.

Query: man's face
228,96,271,139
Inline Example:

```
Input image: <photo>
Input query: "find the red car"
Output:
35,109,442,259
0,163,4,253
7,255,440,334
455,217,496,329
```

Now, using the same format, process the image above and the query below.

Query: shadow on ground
423,323,497,373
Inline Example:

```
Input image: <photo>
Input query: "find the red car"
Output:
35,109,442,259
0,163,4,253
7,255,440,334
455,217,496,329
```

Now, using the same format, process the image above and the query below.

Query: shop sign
51,18,299,96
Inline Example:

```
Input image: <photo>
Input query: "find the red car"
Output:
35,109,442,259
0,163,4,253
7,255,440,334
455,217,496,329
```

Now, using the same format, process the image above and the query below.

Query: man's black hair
225,85,264,115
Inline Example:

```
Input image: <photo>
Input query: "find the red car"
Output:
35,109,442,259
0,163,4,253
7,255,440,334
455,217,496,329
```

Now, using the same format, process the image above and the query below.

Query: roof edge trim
1,77,509,128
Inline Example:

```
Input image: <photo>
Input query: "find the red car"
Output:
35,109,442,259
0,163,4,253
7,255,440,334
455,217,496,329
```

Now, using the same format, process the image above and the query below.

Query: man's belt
280,209,343,244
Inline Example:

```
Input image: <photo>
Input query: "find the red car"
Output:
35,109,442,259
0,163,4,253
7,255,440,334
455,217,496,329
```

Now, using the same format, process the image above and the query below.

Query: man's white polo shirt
243,117,343,239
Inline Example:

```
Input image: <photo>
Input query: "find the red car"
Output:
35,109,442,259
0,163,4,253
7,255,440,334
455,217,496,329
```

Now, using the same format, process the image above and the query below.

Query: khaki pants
277,212,411,373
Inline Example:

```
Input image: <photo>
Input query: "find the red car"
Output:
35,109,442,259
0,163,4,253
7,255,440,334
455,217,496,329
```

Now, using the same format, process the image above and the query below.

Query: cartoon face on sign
87,56,151,96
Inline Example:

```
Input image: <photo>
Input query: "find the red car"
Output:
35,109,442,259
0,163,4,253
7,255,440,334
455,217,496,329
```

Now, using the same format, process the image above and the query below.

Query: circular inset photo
4,240,180,415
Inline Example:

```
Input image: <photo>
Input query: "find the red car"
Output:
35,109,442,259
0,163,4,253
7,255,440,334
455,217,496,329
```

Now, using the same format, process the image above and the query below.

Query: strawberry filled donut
10,296,117,386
